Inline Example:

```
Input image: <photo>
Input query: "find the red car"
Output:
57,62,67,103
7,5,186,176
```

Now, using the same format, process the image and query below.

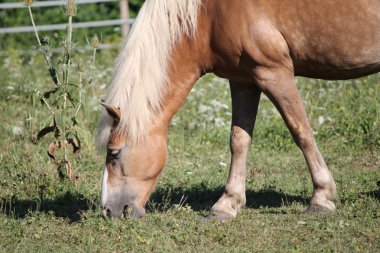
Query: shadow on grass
366,191,380,201
2,186,310,221
361,181,380,202
1,191,95,222
149,185,309,212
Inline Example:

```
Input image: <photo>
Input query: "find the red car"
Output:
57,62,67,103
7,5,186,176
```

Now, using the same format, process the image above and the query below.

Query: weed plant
25,0,99,181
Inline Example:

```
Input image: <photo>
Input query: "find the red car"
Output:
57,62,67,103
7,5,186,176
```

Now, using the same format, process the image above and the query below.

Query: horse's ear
101,102,121,121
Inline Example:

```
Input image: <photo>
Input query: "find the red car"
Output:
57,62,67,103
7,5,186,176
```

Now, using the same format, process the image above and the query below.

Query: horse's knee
292,126,315,150
230,126,251,153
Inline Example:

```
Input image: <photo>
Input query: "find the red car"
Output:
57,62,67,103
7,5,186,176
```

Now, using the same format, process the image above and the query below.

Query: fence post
119,0,130,37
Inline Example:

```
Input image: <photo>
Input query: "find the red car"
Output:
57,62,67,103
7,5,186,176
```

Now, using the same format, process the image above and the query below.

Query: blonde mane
98,0,203,147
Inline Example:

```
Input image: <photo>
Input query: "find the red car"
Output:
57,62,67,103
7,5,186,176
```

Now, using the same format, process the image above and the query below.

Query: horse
98,0,380,219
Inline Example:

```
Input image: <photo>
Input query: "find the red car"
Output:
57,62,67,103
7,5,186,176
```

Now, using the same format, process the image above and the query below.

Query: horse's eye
108,149,121,159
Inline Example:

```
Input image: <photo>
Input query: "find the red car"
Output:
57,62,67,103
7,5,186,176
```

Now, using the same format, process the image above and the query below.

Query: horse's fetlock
314,171,335,190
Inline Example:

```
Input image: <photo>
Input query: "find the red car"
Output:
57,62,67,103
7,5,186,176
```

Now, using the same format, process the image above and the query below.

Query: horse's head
100,103,167,218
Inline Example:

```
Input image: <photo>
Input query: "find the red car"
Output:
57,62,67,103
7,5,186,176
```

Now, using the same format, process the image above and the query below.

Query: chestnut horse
98,0,380,219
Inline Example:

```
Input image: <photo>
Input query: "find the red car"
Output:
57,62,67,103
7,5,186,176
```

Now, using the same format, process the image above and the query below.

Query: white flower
12,126,23,136
171,116,178,126
210,100,228,110
219,162,228,167
198,104,211,113
214,117,226,127
318,116,325,125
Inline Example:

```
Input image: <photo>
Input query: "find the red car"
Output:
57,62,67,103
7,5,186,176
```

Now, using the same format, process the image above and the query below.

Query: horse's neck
162,8,222,123
152,5,214,131
157,39,204,128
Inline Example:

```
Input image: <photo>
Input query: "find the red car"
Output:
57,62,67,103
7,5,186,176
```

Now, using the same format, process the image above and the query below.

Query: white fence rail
0,19,134,34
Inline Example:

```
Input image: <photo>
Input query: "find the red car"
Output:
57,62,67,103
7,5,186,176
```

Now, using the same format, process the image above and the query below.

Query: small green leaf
68,83,79,88
43,87,60,99
48,67,59,86
67,93,78,107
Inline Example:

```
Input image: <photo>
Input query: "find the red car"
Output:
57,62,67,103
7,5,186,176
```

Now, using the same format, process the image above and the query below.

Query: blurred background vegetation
0,0,145,51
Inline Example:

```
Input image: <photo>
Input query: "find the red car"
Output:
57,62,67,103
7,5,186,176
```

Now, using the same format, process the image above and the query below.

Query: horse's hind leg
211,82,261,220
255,67,337,213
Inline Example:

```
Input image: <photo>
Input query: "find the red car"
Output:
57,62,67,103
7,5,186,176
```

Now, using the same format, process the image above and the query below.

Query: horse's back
262,0,380,78
210,0,380,80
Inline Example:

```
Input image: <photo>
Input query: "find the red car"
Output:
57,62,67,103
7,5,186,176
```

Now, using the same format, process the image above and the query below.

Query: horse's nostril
123,205,130,217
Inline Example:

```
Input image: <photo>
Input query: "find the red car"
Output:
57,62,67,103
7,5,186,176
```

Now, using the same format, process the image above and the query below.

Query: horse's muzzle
101,166,146,219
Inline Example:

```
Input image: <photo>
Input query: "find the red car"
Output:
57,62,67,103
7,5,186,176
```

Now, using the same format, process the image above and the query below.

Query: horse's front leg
211,82,261,220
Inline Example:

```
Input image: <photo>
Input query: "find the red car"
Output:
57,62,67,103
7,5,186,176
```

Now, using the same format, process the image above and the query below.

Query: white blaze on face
101,166,109,208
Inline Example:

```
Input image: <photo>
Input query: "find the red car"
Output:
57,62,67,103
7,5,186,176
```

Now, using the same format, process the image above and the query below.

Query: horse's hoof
306,204,334,214
207,211,235,222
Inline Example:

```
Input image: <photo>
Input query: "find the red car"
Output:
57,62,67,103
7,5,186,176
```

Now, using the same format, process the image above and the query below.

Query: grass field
0,51,379,252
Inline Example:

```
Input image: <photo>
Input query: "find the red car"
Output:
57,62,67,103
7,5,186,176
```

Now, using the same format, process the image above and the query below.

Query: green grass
0,52,379,252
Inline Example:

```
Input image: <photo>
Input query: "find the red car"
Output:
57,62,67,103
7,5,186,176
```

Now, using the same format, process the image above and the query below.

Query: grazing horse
98,0,380,219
